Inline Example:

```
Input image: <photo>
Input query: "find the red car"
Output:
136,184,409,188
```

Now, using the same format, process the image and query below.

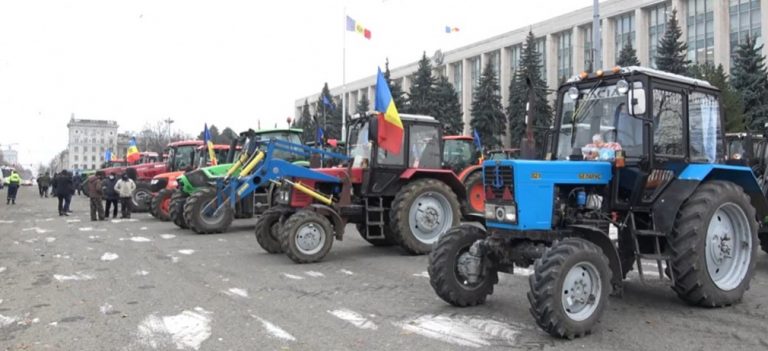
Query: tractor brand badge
578,173,601,180
493,166,504,188
531,172,542,180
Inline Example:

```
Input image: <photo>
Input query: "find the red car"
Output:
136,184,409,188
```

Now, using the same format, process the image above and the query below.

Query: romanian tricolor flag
374,67,403,154
346,16,371,40
126,137,140,163
203,123,218,166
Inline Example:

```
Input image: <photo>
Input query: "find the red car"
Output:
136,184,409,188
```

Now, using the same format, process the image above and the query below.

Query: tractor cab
442,136,480,174
165,140,205,173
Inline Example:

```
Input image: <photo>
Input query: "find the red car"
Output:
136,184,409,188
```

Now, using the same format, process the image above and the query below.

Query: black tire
130,182,151,213
528,238,612,339
761,233,768,254
280,210,334,263
149,193,159,218
169,190,189,229
461,171,483,218
255,206,290,254
618,228,636,278
670,181,758,307
150,189,173,222
183,187,234,234
355,223,397,247
390,179,461,255
428,224,498,307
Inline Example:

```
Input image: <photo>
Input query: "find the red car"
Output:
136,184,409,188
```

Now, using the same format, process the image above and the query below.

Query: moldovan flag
126,137,140,163
203,123,218,166
374,67,403,154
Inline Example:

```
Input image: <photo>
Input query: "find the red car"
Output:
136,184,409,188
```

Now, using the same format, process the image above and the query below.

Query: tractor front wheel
255,206,290,254
151,189,173,222
281,210,334,263
130,183,152,213
183,187,234,234
528,238,611,339
390,179,461,255
428,224,498,307
670,181,757,307
169,190,190,229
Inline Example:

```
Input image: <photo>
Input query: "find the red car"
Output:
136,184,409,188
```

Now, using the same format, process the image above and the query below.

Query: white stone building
66,114,119,171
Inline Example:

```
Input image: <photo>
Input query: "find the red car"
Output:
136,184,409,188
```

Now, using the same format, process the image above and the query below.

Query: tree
137,120,189,154
384,58,408,111
219,127,238,145
689,63,744,132
356,93,370,116
616,40,640,66
470,61,506,149
314,83,342,140
296,99,315,143
655,9,689,75
433,75,464,135
196,124,220,142
506,30,552,150
731,35,768,132
405,52,437,115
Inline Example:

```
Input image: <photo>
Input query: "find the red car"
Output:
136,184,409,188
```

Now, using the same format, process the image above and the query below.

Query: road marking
412,271,430,278
395,314,522,348
100,303,114,314
160,234,176,239
339,269,354,275
328,308,378,330
137,307,212,350
53,272,94,281
224,288,248,298
281,273,304,280
178,249,195,255
100,252,119,261
251,315,296,341
22,227,51,234
305,271,325,278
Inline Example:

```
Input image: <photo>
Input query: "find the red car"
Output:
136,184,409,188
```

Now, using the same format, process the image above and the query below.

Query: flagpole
341,5,347,143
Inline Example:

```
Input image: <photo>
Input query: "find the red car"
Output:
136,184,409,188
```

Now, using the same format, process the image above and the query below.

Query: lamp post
286,117,292,128
164,117,174,143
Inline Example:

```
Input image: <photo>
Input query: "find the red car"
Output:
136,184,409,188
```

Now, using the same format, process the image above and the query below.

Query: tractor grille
483,164,514,200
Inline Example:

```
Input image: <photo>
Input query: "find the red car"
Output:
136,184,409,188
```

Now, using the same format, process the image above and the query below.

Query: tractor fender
679,164,768,221
306,204,346,240
457,165,481,183
569,224,623,296
400,169,467,200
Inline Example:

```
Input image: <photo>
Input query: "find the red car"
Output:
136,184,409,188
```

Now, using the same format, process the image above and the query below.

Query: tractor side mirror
627,87,646,116
368,119,378,143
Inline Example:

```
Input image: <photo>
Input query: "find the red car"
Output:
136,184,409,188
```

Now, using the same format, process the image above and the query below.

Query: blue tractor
428,66,767,339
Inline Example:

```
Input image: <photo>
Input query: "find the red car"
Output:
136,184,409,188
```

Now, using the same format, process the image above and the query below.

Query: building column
401,76,411,96
635,7,650,66
672,0,687,41
713,0,730,71
573,26,585,74
462,58,472,135
601,17,616,69
547,33,558,93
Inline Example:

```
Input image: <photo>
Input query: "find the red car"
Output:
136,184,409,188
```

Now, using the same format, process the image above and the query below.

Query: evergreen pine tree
406,52,437,115
384,58,408,111
689,63,744,132
356,93,370,116
732,35,768,132
655,9,690,75
616,40,640,66
506,30,552,150
433,75,464,135
314,83,342,140
296,99,315,143
470,61,506,148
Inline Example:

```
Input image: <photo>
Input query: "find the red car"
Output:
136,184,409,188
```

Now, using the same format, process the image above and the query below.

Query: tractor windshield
168,145,198,171
443,139,478,173
556,83,644,160
257,132,303,161
348,121,371,168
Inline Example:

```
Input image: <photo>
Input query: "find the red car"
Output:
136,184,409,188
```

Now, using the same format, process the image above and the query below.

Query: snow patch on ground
66,219,81,223
0,267,6,273
137,307,212,350
281,273,304,280
22,227,51,234
53,272,95,281
100,252,119,261
128,236,152,242
111,218,139,223
88,235,100,239
412,271,430,278
79,227,94,232
0,220,15,224
45,237,56,243
251,315,295,341
328,309,378,330
304,271,325,278
224,288,248,298
339,269,354,275
169,256,180,263
178,249,195,255
0,314,19,328
100,303,114,314
160,234,176,239
135,270,150,276
140,227,148,230
395,314,522,348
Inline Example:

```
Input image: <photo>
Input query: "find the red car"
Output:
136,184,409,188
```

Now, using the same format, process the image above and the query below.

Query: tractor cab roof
443,135,473,141
567,65,717,91
254,128,303,134
167,140,205,148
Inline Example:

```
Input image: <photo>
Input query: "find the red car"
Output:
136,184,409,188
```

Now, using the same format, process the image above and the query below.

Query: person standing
37,173,51,198
114,173,136,219
103,173,119,219
6,171,21,205
86,171,105,221
54,170,74,216
50,171,58,198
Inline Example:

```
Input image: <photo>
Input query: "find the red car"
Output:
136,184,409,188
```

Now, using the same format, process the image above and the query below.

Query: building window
557,31,573,81
615,12,636,63
73,164,79,169
452,62,463,99
470,56,481,90
583,26,594,71
92,156,96,162
509,45,522,77
74,146,79,152
730,0,762,67
100,155,105,161
648,2,670,68
488,50,500,84
92,146,96,152
687,0,715,64
74,155,79,161
535,37,547,81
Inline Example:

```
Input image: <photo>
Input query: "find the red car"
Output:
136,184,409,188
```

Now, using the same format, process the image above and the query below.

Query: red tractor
442,135,484,217
255,114,466,263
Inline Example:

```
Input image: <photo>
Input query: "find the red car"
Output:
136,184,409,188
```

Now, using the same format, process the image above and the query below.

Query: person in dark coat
103,173,120,219
50,172,58,198
54,170,74,216
72,173,82,196
86,171,105,221
37,173,51,198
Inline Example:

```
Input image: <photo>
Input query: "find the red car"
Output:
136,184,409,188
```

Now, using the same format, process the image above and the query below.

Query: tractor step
636,253,671,261
635,229,665,237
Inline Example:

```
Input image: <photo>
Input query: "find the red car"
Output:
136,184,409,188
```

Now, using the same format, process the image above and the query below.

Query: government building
66,114,120,172
295,0,765,139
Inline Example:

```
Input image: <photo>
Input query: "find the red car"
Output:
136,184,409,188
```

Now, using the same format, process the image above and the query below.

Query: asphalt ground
1,188,768,350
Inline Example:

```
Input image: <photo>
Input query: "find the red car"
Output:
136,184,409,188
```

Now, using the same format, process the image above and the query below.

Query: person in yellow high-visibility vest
6,171,22,205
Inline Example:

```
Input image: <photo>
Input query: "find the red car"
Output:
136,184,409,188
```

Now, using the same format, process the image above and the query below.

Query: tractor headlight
567,86,579,100
485,204,517,223
150,179,158,185
617,79,630,94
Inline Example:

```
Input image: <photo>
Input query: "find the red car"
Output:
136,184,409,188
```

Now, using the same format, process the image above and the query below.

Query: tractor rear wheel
429,224,498,307
528,238,611,339
355,223,397,246
761,233,768,254
461,171,484,218
151,189,173,222
670,181,757,307
169,190,190,229
255,206,290,254
130,183,151,213
280,210,334,263
183,187,234,234
390,179,461,255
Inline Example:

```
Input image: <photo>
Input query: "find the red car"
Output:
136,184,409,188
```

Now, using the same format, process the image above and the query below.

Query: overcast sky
0,0,594,168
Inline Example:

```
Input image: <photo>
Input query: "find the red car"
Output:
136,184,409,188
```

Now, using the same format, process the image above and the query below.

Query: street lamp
164,117,174,142
286,117,292,128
